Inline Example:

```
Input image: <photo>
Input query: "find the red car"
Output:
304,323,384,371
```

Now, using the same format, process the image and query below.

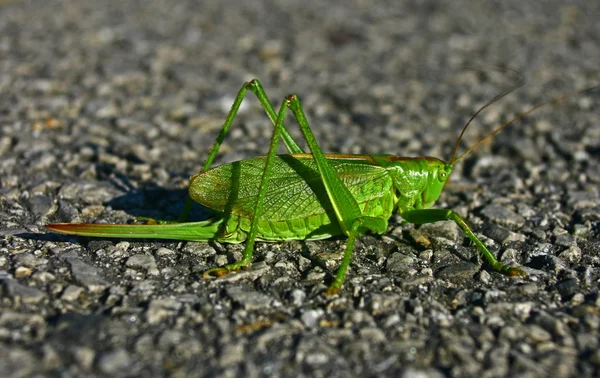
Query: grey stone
219,342,245,368
573,208,600,222
530,242,554,257
27,152,56,171
146,298,181,324
435,263,480,280
401,368,445,378
567,191,599,209
529,255,570,274
558,245,582,263
12,252,48,268
555,278,579,299
483,223,525,244
126,254,159,275
42,344,61,370
478,270,491,283
0,136,12,156
480,205,525,228
225,286,279,311
182,242,217,257
0,311,46,342
419,220,460,241
61,285,84,301
97,349,132,375
65,257,109,293
301,309,323,328
130,280,156,299
0,345,37,378
483,223,512,243
290,289,306,306
386,252,416,274
527,325,552,343
155,247,175,256
517,283,539,296
554,234,576,248
134,335,154,355
157,330,184,347
58,181,121,205
2,279,46,304
27,194,53,217
73,346,95,370
359,327,387,343
14,266,32,278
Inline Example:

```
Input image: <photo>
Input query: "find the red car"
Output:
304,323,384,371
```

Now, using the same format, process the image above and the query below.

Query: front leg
402,209,526,277
287,95,388,293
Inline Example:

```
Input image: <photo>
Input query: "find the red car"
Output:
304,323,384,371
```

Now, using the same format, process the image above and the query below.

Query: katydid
46,79,598,294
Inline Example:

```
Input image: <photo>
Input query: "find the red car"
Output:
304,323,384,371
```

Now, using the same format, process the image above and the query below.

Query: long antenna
449,67,525,164
451,84,599,165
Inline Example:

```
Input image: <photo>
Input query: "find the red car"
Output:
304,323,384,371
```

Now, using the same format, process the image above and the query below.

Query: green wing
189,154,392,222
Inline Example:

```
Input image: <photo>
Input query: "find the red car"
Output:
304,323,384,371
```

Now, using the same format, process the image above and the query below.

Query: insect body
190,154,445,242
47,79,597,294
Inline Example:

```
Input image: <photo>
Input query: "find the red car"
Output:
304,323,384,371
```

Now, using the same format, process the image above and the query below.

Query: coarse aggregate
1,0,599,377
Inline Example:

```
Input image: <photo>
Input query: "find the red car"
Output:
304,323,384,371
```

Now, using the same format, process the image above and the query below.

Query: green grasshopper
47,79,598,294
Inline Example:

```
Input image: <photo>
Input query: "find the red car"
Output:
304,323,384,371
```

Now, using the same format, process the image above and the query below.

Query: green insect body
189,154,446,242
47,79,598,294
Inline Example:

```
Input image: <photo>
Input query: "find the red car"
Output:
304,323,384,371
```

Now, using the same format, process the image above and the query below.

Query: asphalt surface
1,0,599,377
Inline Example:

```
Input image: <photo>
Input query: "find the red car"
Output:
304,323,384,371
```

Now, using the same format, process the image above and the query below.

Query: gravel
1,0,599,377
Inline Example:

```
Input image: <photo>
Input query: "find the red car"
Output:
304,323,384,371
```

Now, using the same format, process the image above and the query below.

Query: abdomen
191,154,396,241
219,190,396,242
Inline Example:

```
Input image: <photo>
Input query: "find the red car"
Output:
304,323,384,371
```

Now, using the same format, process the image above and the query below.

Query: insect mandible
46,78,598,294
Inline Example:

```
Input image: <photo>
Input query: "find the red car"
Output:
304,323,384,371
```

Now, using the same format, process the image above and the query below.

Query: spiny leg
286,94,389,293
286,95,361,234
326,216,388,295
401,209,527,277
178,79,305,222
205,92,389,290
203,96,290,277
46,219,225,241
247,80,304,155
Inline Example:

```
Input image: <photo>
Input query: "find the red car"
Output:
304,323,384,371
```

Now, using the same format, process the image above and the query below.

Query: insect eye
438,170,448,181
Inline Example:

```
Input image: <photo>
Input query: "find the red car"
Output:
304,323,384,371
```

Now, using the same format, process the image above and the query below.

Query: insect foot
202,262,248,278
502,266,527,278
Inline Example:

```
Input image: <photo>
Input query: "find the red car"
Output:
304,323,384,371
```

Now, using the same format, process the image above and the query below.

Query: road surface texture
1,0,599,377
